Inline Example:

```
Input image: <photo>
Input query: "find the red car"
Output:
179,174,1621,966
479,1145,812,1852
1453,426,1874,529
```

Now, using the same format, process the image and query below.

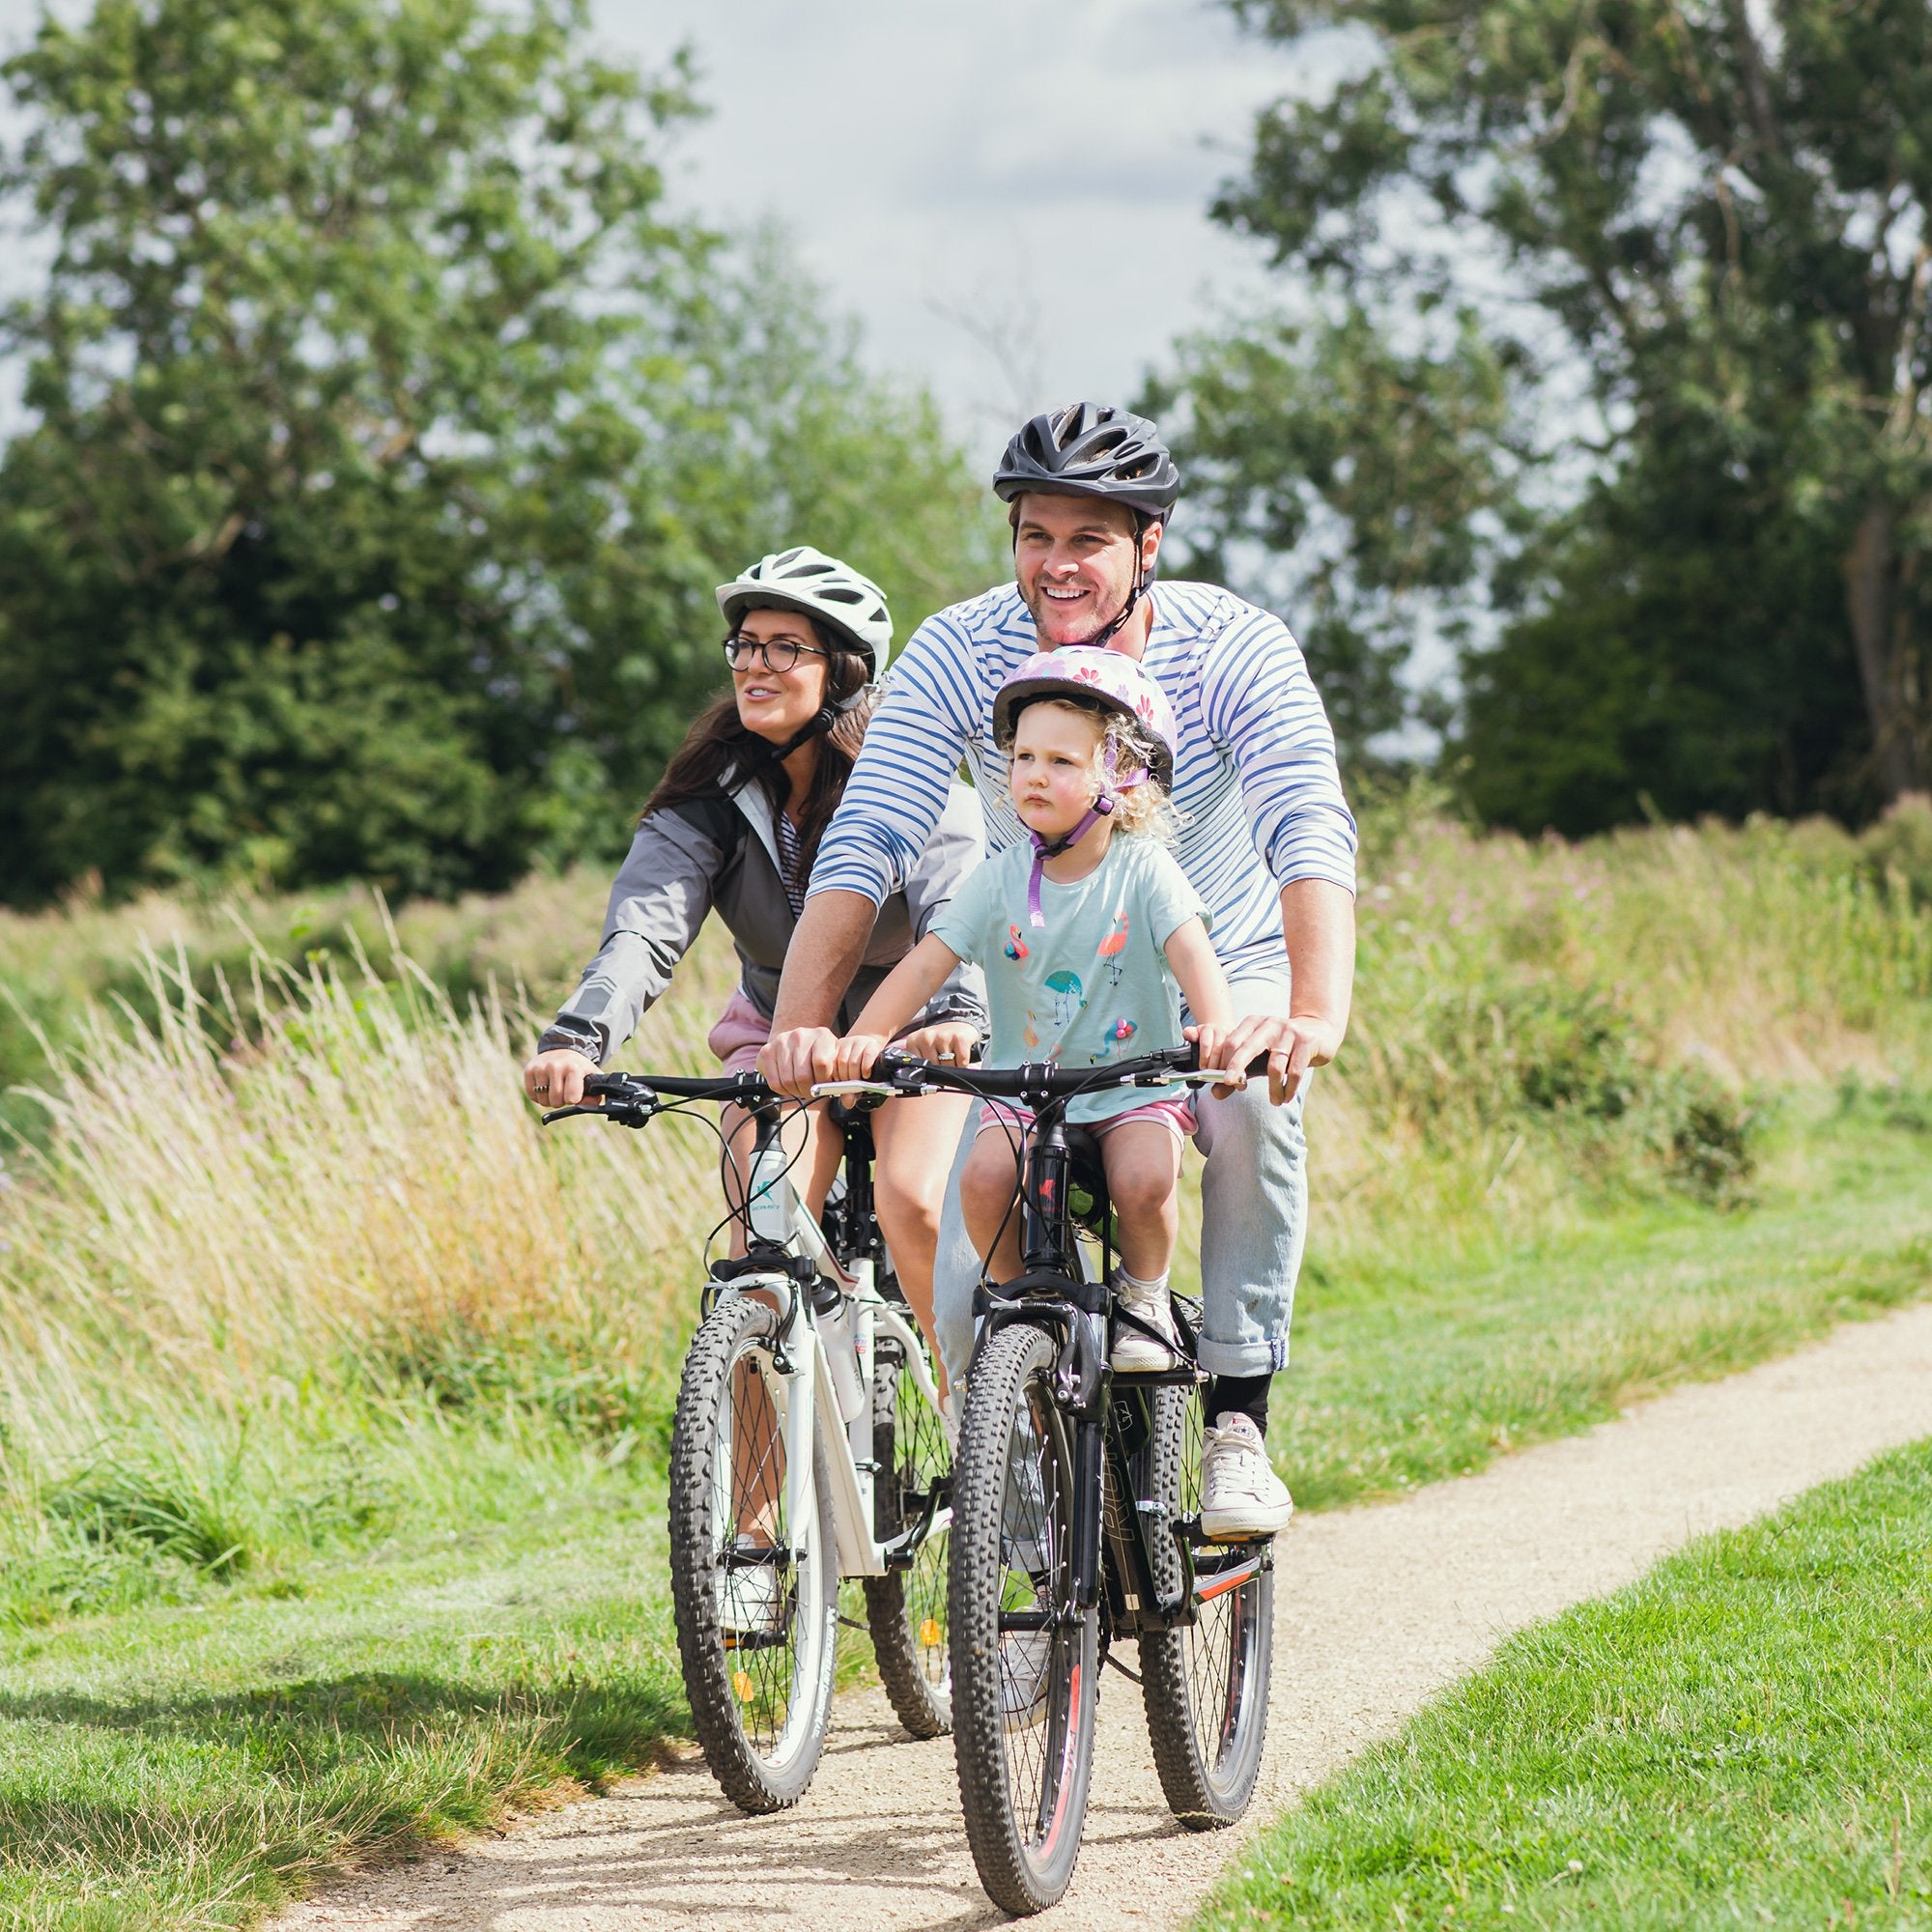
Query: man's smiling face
1012,493,1161,649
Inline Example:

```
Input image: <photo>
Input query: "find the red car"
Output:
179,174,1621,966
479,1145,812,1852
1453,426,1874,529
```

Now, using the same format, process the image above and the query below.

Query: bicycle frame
546,1070,946,1582
974,1093,1214,1634
825,1047,1276,1639
720,1094,944,1579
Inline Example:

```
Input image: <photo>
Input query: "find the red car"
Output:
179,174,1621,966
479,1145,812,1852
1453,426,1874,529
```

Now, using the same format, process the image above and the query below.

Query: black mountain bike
544,1069,952,1811
817,1045,1276,1916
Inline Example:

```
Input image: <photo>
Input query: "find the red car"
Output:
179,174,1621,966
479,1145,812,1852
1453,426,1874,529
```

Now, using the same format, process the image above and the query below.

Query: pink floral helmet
990,647,1179,791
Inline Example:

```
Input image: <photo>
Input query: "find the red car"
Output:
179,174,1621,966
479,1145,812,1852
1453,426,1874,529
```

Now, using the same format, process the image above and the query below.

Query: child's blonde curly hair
1006,696,1178,842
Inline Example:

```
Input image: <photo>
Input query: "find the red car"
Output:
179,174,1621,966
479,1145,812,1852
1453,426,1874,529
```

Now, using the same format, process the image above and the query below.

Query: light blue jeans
930,975,1307,1382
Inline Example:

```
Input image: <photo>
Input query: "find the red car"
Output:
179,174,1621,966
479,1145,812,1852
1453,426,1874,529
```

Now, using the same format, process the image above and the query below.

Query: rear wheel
863,1320,953,1737
1136,1383,1274,1826
949,1321,1096,1916
668,1293,838,1812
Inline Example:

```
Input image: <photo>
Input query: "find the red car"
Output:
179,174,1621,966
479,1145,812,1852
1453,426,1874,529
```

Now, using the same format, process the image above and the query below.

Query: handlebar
811,1042,1273,1105
540,1067,780,1127
540,1045,1277,1129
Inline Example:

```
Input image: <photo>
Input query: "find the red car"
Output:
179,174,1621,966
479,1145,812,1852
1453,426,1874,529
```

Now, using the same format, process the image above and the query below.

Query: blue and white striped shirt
810,581,1357,982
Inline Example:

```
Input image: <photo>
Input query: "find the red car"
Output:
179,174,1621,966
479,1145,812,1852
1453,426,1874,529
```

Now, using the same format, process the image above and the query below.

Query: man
761,402,1355,1537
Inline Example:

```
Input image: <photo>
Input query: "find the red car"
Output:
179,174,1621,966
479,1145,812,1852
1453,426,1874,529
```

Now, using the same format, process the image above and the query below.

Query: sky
0,0,1324,466
590,0,1309,467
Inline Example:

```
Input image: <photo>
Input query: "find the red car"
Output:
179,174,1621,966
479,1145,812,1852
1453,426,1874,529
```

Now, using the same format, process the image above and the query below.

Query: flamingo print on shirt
1095,907,1129,987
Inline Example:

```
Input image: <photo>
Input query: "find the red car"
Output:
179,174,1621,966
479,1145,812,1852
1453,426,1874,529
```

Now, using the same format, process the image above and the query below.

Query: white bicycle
543,1067,952,1810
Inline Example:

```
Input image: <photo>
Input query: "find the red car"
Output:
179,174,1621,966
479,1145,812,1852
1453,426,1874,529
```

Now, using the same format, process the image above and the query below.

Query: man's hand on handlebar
1196,1011,1344,1106
757,1026,841,1097
523,1046,599,1108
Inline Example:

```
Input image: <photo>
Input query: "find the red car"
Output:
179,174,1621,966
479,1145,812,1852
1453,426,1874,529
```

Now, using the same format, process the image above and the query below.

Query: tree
1149,300,1528,762
0,0,1001,904
1181,0,1932,825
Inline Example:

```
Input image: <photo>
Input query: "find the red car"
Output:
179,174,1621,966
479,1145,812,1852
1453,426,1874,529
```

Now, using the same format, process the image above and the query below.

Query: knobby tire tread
949,1322,1096,1916
668,1293,836,1813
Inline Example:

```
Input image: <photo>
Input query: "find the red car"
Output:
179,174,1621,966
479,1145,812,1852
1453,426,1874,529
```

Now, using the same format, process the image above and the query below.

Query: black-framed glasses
723,632,829,674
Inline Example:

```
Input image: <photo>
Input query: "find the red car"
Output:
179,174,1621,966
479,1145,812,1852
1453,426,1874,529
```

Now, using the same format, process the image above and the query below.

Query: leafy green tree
1181,0,1932,825
0,0,999,905
1150,300,1528,761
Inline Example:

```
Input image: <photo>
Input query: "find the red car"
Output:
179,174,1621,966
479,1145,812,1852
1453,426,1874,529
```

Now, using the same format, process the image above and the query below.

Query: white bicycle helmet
715,546,895,685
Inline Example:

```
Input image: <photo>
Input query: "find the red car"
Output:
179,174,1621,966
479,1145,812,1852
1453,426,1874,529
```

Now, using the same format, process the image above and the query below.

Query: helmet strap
768,705,838,762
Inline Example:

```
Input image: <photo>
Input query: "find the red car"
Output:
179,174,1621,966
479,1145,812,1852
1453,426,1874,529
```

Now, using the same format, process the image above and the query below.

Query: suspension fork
738,1102,823,1563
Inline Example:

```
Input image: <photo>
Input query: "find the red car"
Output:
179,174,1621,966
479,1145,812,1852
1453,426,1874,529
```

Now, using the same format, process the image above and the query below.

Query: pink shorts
707,987,770,1076
976,1094,1198,1145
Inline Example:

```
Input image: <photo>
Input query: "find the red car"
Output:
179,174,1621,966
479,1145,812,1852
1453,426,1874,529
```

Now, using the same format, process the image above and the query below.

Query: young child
832,649,1236,1372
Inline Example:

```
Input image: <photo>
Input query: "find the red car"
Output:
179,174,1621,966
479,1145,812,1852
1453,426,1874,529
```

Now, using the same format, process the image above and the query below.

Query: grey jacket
538,777,989,1065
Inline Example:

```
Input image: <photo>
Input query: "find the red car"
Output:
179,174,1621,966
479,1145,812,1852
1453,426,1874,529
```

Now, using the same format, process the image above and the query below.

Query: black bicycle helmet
992,403,1180,522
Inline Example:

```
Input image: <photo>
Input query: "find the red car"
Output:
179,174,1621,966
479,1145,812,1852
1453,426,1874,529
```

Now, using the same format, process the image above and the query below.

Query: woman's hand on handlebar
898,1020,978,1068
524,1046,599,1108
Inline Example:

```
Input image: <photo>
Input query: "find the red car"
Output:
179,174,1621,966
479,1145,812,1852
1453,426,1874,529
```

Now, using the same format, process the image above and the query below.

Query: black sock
1208,1373,1270,1434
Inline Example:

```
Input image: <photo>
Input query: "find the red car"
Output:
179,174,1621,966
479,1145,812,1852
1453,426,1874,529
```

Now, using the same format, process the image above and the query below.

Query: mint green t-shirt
929,836,1209,1123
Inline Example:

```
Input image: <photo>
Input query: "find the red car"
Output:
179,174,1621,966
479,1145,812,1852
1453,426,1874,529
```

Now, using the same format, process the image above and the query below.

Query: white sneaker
719,1553,783,1636
1198,1412,1293,1540
1110,1277,1179,1372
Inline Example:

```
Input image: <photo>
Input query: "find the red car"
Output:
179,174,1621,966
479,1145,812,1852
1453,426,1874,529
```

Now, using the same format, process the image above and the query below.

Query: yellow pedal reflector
733,1669,753,1702
919,1618,943,1648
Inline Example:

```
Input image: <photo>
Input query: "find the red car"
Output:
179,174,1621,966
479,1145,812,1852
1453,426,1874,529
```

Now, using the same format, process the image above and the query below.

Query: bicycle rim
951,1322,1096,1914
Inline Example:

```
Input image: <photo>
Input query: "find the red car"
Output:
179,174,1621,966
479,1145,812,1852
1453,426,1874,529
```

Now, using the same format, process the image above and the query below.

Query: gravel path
279,1301,1932,1932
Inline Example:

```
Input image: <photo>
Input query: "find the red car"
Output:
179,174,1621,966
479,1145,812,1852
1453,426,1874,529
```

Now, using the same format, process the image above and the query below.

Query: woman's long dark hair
640,613,873,902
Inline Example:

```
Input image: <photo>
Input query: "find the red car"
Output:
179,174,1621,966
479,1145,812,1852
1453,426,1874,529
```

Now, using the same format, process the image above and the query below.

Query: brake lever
540,1098,657,1128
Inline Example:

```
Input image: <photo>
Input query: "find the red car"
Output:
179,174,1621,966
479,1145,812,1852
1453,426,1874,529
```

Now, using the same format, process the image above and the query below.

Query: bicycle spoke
719,1350,798,1754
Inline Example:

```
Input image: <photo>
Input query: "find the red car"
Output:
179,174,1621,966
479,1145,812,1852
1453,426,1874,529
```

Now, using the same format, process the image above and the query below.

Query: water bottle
746,1141,795,1246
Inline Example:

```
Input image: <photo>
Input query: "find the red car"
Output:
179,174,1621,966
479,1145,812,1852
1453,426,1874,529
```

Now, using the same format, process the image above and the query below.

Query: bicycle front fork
1070,1412,1105,1611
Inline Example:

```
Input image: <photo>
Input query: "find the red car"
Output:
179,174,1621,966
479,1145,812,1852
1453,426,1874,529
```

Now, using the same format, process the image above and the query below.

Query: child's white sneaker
1110,1274,1179,1372
1199,1412,1293,1540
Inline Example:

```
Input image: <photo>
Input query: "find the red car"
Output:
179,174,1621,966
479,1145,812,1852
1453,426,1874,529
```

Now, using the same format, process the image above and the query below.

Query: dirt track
278,1300,1932,1932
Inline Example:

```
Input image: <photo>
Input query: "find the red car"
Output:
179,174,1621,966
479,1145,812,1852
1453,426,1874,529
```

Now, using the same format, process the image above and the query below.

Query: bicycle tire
950,1321,1097,1915
1136,1383,1274,1826
668,1292,838,1812
862,1325,952,1738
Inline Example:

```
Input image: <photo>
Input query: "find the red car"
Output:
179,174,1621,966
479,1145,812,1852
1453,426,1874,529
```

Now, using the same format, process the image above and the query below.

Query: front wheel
949,1321,1097,1916
863,1320,952,1737
668,1292,838,1812
1136,1384,1274,1826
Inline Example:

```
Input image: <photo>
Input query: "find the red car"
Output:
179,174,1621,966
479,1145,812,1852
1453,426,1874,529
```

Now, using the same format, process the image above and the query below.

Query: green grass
0,1454,685,1931
6,803,1932,1927
1199,1435,1932,1931
1,1100,1925,1930
1272,1090,1932,1509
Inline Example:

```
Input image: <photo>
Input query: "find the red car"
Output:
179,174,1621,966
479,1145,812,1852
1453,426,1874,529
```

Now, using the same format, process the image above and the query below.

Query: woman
523,546,983,1366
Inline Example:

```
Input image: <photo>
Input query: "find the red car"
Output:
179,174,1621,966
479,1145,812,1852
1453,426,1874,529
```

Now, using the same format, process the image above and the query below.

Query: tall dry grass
4,801,1932,1607
1298,798,1932,1258
0,919,739,1608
